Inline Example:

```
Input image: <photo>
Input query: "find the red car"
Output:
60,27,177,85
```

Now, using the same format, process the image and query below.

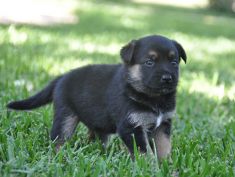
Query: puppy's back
53,64,121,130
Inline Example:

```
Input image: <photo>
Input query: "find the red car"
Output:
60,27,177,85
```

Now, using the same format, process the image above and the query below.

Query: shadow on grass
1,0,235,41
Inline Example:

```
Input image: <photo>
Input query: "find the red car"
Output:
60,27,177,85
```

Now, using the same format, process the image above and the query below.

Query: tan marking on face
168,50,175,58
129,64,142,80
148,50,158,59
154,127,171,160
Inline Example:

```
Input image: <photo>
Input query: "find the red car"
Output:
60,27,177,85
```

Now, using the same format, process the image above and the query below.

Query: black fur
7,35,186,157
7,77,61,110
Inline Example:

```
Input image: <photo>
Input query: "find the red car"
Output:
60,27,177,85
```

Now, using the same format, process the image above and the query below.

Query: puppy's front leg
118,122,147,155
154,119,172,160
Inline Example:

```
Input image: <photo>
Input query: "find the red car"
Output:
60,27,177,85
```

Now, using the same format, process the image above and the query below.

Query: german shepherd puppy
7,35,186,160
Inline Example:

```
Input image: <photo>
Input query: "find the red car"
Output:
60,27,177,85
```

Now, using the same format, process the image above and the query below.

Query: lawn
0,0,235,176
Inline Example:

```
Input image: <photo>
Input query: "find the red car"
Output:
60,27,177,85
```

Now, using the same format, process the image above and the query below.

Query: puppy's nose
161,74,172,83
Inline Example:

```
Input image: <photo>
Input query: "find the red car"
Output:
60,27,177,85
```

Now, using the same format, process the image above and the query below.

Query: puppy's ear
120,40,137,64
172,40,187,63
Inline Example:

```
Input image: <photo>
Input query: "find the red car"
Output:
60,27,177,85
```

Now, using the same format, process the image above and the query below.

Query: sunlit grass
0,0,235,176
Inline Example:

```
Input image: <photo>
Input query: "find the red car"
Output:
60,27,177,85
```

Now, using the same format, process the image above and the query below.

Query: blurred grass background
0,0,235,176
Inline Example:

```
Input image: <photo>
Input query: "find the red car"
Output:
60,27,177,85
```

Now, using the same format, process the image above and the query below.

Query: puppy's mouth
146,86,176,94
126,79,177,96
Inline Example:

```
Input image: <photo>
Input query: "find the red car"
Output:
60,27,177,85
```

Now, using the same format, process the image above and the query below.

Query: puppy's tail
7,77,61,110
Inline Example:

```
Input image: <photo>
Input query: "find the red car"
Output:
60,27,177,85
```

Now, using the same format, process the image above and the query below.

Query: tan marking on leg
62,115,79,140
55,141,64,153
54,116,79,153
52,136,65,153
155,128,171,160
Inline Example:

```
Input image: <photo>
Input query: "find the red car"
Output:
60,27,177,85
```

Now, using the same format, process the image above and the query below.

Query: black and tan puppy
7,35,186,160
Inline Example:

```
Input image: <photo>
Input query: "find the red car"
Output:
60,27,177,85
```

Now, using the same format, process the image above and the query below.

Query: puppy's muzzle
160,74,173,83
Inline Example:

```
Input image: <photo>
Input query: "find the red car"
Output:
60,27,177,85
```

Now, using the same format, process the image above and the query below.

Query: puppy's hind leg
50,105,79,152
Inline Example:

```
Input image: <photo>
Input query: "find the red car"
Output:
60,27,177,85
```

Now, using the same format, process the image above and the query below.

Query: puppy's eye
144,59,155,67
171,61,178,67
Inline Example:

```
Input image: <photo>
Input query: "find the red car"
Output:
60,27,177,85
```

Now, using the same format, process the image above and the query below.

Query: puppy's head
120,35,187,97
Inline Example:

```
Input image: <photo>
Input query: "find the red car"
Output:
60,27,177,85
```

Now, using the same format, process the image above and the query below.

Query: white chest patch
128,110,175,130
156,113,163,127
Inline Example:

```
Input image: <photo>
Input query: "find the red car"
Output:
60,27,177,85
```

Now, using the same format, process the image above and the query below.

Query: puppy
7,35,187,160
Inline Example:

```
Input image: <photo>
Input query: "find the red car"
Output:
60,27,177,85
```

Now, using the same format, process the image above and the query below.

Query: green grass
1,0,235,176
